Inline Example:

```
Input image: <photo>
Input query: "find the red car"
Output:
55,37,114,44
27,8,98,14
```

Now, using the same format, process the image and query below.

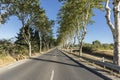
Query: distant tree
102,43,113,50
92,40,101,49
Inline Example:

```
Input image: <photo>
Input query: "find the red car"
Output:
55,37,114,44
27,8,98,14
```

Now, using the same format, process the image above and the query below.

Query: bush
82,42,113,53
82,46,93,52
83,43,93,52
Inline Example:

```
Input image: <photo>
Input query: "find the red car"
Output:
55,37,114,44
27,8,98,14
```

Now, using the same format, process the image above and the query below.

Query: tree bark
39,32,42,53
113,0,120,65
0,15,2,25
21,19,32,57
28,41,32,57
105,0,120,65
77,7,88,56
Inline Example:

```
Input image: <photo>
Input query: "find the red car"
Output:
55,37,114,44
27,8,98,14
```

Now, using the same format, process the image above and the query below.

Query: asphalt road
0,49,111,80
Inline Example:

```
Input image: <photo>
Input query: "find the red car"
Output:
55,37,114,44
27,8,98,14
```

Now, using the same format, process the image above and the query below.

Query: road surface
0,49,111,80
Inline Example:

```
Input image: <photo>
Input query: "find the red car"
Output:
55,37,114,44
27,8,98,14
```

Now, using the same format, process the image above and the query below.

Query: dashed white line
50,70,54,80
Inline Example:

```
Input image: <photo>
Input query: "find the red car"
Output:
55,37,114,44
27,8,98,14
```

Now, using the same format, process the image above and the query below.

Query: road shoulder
0,48,55,74
59,49,120,80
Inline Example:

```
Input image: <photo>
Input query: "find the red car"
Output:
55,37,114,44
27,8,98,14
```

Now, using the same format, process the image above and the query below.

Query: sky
0,0,113,44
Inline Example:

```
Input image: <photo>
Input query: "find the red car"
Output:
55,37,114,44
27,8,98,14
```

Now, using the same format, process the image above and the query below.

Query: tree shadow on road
44,53,66,58
30,57,82,68
30,57,112,80
60,51,112,80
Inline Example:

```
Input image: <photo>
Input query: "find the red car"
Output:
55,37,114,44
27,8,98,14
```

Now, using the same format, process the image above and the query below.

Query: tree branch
105,0,115,34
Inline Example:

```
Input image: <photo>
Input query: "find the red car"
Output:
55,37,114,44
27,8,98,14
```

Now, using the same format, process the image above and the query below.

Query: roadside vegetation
57,0,120,66
83,40,113,56
62,40,113,61
0,0,120,67
0,0,57,66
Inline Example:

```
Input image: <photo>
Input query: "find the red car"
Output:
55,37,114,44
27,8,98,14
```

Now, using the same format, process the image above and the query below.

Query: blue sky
0,0,113,43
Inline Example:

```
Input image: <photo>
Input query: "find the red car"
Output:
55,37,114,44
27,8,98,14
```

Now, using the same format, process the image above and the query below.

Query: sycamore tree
57,0,104,56
33,9,46,53
0,0,47,57
105,0,120,65
41,19,54,50
9,0,40,57
1,0,55,57
34,11,54,52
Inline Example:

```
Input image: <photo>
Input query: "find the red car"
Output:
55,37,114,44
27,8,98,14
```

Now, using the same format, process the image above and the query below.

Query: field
66,47,113,63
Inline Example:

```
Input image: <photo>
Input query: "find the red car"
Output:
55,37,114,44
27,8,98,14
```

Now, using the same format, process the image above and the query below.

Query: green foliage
14,45,28,55
82,43,93,52
0,0,39,24
0,39,15,56
82,40,113,52
102,43,113,50
15,20,56,53
0,0,56,57
92,40,101,49
57,0,104,47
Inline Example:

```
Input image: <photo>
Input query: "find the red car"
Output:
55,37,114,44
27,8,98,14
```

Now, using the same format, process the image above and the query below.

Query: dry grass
93,49,113,56
65,49,113,63
0,48,55,68
63,51,120,78
0,55,15,67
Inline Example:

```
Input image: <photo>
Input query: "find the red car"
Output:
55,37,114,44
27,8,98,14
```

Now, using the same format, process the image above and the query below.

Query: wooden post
102,57,106,69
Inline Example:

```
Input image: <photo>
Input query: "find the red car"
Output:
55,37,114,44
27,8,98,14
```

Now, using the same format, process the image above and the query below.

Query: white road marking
50,70,54,80
0,59,29,74
7,59,29,69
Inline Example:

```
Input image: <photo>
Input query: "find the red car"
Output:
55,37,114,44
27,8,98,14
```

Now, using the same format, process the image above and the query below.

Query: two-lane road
0,49,111,80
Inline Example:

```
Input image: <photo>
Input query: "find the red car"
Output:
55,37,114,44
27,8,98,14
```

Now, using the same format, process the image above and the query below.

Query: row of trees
0,0,56,57
1,0,120,66
57,0,120,66
57,0,103,56
62,40,113,53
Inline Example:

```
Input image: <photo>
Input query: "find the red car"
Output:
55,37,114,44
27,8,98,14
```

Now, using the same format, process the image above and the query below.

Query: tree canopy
57,0,104,55
0,0,56,57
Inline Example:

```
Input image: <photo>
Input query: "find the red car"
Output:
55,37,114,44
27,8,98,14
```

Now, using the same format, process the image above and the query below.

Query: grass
93,49,113,56
0,48,55,67
0,55,15,67
65,48,113,63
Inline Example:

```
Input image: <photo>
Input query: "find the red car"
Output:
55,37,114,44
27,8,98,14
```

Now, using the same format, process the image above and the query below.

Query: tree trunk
113,41,118,64
79,31,86,56
43,42,46,51
46,43,49,50
79,40,83,56
39,32,42,53
21,19,32,57
28,42,32,57
105,0,120,65
39,40,42,53
113,0,120,65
